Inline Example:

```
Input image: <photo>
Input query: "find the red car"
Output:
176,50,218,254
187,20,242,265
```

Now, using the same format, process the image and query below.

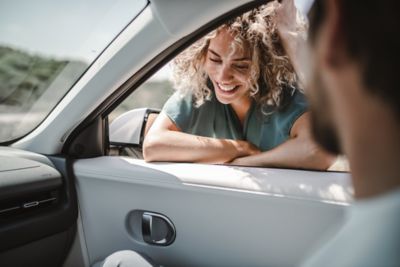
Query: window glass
0,0,147,142
110,64,174,122
108,1,349,172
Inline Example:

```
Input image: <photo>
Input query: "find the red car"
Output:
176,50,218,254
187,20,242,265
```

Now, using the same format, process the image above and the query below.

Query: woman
143,2,335,170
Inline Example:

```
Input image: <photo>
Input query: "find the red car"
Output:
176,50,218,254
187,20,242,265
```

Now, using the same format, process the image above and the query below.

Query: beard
309,72,342,155
310,109,342,154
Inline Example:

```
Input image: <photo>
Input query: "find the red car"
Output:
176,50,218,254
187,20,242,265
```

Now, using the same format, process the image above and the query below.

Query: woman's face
204,28,252,106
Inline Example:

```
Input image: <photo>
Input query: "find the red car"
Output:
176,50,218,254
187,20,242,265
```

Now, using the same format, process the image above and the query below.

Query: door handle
142,212,176,246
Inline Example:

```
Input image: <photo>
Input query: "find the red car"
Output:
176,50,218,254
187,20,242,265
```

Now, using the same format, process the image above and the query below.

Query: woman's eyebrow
208,49,221,57
208,49,250,61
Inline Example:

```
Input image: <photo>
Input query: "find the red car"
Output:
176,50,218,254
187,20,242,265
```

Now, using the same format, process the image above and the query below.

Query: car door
1,0,352,266
72,157,351,267
0,0,147,266
63,1,351,266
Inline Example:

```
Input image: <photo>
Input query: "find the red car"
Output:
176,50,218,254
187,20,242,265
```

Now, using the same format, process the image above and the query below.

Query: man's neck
350,152,400,199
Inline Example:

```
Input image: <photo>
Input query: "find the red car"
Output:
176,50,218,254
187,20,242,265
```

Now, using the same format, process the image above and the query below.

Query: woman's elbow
306,141,337,171
142,134,160,162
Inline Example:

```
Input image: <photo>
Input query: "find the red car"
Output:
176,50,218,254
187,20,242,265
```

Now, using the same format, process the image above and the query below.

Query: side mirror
109,108,160,147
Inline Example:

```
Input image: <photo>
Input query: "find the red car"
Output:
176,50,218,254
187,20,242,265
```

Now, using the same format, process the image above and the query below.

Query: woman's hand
275,0,308,87
230,140,261,159
229,113,337,170
143,112,261,164
276,0,300,42
229,155,254,166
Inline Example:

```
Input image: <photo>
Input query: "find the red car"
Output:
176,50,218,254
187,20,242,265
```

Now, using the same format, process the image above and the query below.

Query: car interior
0,0,352,266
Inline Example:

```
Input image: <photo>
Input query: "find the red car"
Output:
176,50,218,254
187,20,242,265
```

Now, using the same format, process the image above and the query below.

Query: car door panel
74,156,352,267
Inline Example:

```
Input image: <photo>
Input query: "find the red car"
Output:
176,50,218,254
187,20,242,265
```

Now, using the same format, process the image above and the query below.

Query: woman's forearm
230,136,336,170
143,130,260,164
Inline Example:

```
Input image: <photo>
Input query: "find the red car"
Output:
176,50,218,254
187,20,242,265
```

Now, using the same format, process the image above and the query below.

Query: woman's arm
230,112,336,170
143,112,260,164
276,0,309,87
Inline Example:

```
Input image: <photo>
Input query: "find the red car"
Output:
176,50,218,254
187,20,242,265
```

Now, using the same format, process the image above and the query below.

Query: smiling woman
0,0,147,143
143,2,335,170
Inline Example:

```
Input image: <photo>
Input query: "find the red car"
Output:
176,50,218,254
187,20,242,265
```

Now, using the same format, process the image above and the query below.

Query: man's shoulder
302,189,400,267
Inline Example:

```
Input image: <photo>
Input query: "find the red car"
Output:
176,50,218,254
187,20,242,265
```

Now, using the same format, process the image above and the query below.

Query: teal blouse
162,90,308,151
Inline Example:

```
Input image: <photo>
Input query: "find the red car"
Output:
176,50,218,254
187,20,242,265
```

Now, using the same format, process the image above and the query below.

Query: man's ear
318,0,347,69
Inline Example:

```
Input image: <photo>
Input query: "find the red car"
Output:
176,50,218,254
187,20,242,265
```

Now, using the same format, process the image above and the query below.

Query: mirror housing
109,108,160,147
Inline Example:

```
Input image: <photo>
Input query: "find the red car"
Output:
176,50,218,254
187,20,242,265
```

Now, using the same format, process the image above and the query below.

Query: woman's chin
215,86,240,104
215,93,237,105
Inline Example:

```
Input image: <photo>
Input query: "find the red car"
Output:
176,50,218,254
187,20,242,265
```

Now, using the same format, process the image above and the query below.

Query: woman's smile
216,83,240,93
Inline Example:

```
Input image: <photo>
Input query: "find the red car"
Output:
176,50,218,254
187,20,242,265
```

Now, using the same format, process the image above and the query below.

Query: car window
107,3,350,173
109,64,174,123
0,0,147,143
108,55,350,172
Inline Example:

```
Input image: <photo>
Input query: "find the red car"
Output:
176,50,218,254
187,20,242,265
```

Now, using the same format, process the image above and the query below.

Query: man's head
306,0,400,154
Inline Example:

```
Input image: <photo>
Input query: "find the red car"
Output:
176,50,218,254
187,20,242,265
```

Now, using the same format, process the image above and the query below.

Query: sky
295,0,314,15
0,0,146,62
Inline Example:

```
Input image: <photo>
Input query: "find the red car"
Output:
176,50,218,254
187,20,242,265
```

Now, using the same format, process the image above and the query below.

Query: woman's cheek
204,61,216,77
236,72,250,84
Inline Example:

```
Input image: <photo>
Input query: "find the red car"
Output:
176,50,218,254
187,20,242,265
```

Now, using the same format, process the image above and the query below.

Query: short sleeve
279,90,309,136
162,91,194,132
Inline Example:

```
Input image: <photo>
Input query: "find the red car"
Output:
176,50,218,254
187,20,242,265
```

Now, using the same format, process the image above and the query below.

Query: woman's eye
234,64,249,70
209,58,222,63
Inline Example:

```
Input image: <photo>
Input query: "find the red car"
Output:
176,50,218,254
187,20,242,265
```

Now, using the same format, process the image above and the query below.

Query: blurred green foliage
0,45,175,141
0,45,87,141
0,46,86,109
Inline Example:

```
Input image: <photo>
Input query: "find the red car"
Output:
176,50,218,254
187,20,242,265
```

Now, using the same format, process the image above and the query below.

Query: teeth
218,84,236,91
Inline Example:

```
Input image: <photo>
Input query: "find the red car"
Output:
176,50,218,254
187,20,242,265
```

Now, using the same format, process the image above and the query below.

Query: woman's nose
217,64,233,82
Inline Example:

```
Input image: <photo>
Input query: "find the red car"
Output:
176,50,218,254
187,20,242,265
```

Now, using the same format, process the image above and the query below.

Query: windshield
0,0,147,143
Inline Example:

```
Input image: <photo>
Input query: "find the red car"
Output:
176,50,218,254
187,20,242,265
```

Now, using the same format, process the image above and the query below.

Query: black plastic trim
0,156,62,202
142,211,176,246
0,156,78,252
67,116,106,158
138,108,160,146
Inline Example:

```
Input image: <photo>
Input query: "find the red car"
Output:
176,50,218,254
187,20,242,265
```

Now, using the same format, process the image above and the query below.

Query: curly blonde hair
172,1,306,110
